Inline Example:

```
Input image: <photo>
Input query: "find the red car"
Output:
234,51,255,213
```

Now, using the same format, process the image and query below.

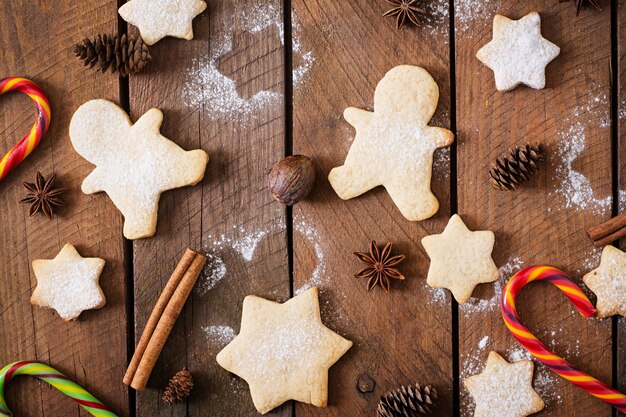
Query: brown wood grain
0,1,127,416
291,0,453,415
618,0,626,397
128,0,290,415
456,1,614,416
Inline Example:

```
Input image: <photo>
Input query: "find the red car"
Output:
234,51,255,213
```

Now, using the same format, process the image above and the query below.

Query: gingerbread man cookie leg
328,65,454,221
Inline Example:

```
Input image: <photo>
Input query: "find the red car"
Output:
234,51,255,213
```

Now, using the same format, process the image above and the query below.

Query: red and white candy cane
501,265,626,411
0,77,51,182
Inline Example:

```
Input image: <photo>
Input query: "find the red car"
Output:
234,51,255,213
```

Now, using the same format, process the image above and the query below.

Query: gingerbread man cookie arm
343,107,372,131
431,126,455,148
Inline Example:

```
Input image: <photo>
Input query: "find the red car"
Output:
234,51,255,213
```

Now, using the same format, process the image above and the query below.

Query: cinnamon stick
123,248,205,388
130,251,206,391
587,213,626,248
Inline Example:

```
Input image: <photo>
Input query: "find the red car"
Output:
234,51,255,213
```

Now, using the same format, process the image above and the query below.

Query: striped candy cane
501,266,626,412
0,361,117,416
0,77,51,182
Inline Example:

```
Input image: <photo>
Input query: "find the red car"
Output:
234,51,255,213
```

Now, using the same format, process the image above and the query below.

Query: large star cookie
328,65,454,221
216,287,352,414
422,214,498,303
31,244,106,321
70,99,209,240
583,245,626,317
476,12,560,91
119,0,207,45
464,351,544,417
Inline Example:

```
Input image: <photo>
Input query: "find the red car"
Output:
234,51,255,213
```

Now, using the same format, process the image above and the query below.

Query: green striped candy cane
0,361,117,416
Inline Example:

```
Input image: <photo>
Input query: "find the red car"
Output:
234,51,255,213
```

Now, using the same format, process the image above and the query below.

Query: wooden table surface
0,0,625,416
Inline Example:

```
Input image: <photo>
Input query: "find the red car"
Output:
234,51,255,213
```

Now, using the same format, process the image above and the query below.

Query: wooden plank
456,1,613,415
617,0,626,397
0,1,127,416
128,0,290,415
291,1,453,415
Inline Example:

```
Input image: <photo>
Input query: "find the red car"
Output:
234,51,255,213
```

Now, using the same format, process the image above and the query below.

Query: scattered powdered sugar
507,347,532,362
421,0,449,39
580,246,602,273
454,0,498,36
294,220,328,295
425,283,448,305
202,325,236,345
478,336,489,350
573,93,610,129
432,147,451,180
461,256,523,315
620,99,626,119
551,122,611,214
183,1,313,120
206,227,268,262
196,252,228,295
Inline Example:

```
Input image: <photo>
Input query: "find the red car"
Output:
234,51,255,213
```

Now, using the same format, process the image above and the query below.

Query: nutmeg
268,155,316,206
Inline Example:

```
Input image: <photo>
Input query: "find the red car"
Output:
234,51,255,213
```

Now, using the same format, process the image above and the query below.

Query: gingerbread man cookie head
373,65,439,124
70,99,209,239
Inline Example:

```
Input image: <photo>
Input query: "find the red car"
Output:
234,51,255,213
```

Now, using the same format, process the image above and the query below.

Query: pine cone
73,34,151,77
489,144,544,191
162,370,194,405
377,383,438,416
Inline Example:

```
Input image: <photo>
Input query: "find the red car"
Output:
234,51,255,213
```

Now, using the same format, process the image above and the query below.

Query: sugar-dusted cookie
216,287,352,414
422,214,498,303
69,99,209,240
583,245,626,317
328,65,454,221
476,12,560,91
119,0,207,45
464,351,544,417
31,243,106,321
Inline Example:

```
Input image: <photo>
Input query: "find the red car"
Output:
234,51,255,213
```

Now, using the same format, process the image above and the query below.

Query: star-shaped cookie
422,214,498,303
69,99,209,240
31,244,106,321
328,65,454,221
216,287,352,414
464,351,544,417
476,12,560,91
119,0,207,45
583,245,626,317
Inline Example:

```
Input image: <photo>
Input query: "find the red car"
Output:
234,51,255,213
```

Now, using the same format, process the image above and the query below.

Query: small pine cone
377,383,438,416
489,144,544,191
162,370,194,405
73,34,151,77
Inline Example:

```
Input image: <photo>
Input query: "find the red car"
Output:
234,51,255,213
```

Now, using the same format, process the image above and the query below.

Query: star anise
559,0,601,16
383,0,426,30
21,172,67,219
354,241,405,292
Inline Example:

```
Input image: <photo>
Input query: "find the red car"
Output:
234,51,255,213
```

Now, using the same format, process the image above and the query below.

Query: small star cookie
119,0,207,45
476,12,560,91
31,244,106,321
216,287,352,414
70,99,209,240
465,351,544,417
328,65,454,221
422,214,498,303
583,245,626,317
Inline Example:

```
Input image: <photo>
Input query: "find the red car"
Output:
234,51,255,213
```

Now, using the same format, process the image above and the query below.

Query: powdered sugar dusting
183,1,313,120
478,336,489,350
461,256,523,315
454,0,498,36
294,220,328,295
196,253,227,295
206,227,268,262
202,324,236,345
551,122,611,214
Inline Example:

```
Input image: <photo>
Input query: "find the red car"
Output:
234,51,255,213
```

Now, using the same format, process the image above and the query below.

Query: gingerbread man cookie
31,243,106,321
70,99,209,240
328,65,454,221
216,287,352,414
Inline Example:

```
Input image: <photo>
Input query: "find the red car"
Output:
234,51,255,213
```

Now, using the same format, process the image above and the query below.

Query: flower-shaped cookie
328,65,454,221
